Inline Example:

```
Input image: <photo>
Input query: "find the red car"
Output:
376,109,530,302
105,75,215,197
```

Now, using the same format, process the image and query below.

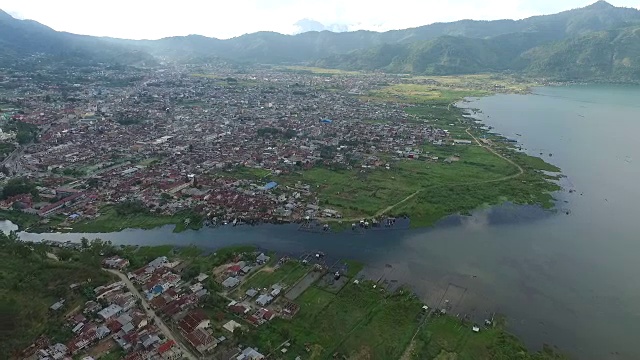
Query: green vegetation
0,142,15,160
225,166,272,181
238,260,309,293
0,233,115,357
273,86,561,226
0,239,567,359
409,315,567,360
344,260,364,277
2,1,640,82
246,274,567,360
278,140,558,226
368,84,488,103
280,66,362,75
0,210,41,230
1,177,38,199
70,204,203,233
12,121,39,144
96,349,126,360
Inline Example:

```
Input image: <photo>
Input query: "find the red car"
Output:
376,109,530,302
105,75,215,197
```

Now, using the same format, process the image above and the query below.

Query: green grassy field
0,210,41,230
274,95,560,226
409,315,567,360
280,66,363,75
249,281,413,359
368,84,489,104
224,166,273,181
70,207,202,233
238,261,309,293
245,271,566,360
277,138,538,224
343,260,364,277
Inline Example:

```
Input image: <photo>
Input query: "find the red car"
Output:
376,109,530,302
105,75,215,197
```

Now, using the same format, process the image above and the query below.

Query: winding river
6,85,640,360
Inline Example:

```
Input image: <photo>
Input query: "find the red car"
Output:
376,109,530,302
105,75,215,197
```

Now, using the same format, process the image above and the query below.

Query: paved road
104,269,198,360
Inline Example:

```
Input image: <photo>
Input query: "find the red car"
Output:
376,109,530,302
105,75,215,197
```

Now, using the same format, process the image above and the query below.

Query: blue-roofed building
261,182,278,191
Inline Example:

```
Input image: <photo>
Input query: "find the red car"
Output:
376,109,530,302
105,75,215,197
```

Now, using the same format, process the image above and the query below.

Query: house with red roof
178,309,210,334
184,328,216,353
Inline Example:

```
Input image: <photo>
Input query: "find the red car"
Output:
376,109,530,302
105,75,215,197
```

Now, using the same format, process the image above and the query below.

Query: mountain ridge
1,2,640,81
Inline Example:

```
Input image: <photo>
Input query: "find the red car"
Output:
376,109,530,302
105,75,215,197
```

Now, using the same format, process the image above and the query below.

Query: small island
0,66,561,234
0,232,567,359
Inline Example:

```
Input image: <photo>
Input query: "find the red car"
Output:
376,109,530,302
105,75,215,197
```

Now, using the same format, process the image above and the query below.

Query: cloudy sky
1,0,639,39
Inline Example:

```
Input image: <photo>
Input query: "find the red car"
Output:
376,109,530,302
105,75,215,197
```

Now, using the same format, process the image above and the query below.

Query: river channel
5,85,640,359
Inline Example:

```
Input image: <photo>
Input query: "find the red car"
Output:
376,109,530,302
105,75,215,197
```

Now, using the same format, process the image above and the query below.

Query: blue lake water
8,85,640,359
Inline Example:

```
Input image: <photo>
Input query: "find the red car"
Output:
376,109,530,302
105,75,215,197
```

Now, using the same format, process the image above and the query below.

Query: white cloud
0,0,638,39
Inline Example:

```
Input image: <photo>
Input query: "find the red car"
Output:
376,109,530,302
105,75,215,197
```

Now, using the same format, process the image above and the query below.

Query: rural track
465,127,524,181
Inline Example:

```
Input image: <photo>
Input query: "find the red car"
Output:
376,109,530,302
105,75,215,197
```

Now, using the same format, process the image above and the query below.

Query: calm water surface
10,85,640,359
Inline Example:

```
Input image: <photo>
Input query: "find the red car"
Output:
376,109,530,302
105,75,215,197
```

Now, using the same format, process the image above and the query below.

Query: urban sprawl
0,63,464,229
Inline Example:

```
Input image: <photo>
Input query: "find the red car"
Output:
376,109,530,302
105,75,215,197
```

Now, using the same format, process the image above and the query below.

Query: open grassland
366,73,538,106
276,131,559,226
238,260,310,293
249,281,422,360
280,66,363,75
409,315,567,360
248,272,566,360
368,83,488,104
70,206,202,233
412,73,538,93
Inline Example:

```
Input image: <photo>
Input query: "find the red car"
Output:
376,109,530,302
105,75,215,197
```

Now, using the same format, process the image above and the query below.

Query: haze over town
2,0,639,39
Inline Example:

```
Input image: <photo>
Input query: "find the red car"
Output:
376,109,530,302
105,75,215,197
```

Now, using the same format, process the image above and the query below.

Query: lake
9,85,640,359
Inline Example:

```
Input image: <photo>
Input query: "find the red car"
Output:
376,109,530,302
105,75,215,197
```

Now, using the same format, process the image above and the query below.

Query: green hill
1,1,640,81
0,10,156,67
317,26,640,81
0,233,114,357
524,26,640,81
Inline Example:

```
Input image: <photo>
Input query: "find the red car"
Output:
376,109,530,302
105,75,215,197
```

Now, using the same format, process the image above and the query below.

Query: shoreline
12,236,567,359
1,84,563,235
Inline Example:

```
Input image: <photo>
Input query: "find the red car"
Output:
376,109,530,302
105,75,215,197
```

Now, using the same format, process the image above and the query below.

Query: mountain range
1,1,639,81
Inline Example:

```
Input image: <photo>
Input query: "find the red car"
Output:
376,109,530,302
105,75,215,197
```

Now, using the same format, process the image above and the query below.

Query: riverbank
5,84,640,359
5,232,567,359
0,82,562,235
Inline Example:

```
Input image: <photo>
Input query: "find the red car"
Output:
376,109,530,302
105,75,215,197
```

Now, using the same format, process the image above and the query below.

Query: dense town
0,63,460,229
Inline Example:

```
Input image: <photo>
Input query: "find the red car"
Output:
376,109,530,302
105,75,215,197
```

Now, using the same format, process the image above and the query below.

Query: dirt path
64,304,82,318
375,190,421,217
399,310,432,360
399,339,417,360
465,127,524,181
104,269,198,360
326,118,524,224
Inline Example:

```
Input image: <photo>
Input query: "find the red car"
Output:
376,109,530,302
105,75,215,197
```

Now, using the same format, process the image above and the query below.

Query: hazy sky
1,0,639,39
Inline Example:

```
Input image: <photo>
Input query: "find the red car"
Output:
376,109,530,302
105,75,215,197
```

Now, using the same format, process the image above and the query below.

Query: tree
182,265,201,281
57,249,73,261
1,177,37,199
80,237,89,249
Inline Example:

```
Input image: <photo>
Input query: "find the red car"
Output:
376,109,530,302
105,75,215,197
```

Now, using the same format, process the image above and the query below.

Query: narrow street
103,269,199,360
